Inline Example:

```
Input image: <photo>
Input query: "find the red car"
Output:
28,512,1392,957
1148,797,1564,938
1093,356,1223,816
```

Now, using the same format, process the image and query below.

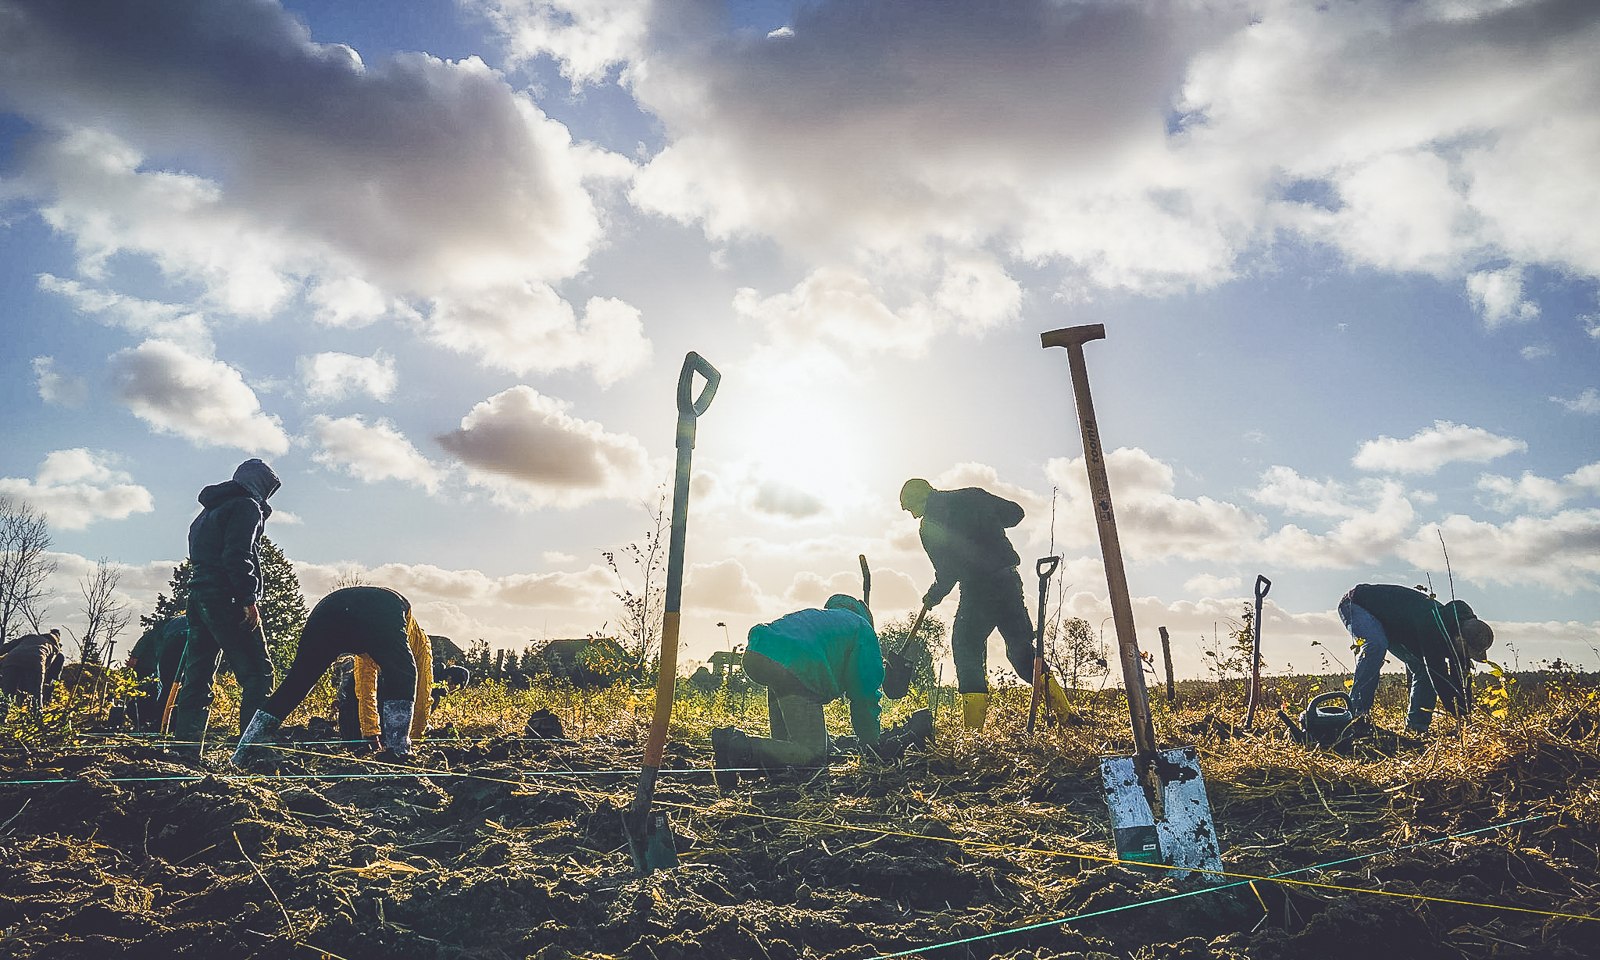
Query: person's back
918,487,1024,583
189,479,274,603
746,606,882,711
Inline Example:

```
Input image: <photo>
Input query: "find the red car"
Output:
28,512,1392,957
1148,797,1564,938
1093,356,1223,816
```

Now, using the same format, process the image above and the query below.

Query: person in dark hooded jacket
169,459,280,755
0,629,65,713
1339,584,1495,734
900,478,1066,731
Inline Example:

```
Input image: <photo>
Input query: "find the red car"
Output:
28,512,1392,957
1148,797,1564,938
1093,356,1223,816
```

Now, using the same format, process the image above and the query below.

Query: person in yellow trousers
233,585,431,765
900,478,1073,730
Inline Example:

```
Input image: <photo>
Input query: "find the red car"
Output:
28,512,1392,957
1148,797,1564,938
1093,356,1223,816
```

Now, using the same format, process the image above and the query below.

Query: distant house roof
430,634,465,663
534,637,633,688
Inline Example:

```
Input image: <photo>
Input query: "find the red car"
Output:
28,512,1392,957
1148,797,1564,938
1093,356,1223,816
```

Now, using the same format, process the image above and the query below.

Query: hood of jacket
232,459,280,503
196,480,273,518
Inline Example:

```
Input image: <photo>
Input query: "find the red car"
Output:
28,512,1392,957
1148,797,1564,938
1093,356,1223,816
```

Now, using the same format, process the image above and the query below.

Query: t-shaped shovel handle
1040,323,1106,351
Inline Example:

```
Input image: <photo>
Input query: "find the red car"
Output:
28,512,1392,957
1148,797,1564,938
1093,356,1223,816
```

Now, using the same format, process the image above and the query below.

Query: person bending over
1338,583,1494,735
234,586,431,764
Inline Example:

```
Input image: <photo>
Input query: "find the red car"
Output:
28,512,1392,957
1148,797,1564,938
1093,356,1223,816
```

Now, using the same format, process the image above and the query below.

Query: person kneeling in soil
1338,583,1495,735
711,595,892,787
234,586,432,765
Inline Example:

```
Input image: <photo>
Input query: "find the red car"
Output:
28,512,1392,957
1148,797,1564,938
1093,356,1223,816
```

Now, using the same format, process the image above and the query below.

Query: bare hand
242,603,261,630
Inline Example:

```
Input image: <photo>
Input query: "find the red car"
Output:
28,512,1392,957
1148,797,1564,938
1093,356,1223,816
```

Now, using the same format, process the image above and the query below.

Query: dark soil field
3,687,1598,960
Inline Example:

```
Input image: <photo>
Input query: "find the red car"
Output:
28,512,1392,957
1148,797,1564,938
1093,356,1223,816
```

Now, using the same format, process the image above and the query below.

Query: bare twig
234,830,295,937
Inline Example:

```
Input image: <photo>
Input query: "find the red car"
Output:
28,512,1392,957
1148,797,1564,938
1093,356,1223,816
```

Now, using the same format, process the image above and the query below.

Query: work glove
922,581,951,607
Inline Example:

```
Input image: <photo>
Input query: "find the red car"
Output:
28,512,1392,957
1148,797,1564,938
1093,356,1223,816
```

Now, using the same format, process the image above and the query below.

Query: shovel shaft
1043,325,1156,761
897,599,932,657
1027,556,1060,733
637,353,719,801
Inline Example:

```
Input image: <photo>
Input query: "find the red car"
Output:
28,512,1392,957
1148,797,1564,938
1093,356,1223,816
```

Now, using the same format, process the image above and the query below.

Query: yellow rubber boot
1045,675,1076,726
961,692,990,730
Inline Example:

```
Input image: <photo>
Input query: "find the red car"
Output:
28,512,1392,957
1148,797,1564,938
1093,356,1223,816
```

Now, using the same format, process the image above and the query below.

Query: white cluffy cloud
1477,462,1600,514
0,449,153,530
1252,467,1418,569
0,0,642,383
1353,420,1526,475
487,0,1600,342
1550,387,1600,414
32,357,87,408
427,289,651,386
436,385,653,508
1466,266,1540,327
108,339,289,454
308,415,443,493
36,274,211,350
298,351,398,402
1045,448,1265,563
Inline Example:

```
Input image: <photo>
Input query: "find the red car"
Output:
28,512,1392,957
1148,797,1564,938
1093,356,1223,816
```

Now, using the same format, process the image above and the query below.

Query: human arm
218,499,267,604
846,621,884,746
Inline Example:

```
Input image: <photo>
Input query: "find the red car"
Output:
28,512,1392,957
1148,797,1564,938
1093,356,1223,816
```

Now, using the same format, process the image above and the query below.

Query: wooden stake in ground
1158,626,1175,703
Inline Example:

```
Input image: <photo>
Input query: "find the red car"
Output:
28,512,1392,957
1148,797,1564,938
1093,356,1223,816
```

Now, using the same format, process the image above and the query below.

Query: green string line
873,814,1555,958
0,766,765,786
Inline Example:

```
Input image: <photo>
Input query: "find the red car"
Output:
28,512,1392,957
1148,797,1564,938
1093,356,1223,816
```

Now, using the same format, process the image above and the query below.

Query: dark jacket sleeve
218,499,267,601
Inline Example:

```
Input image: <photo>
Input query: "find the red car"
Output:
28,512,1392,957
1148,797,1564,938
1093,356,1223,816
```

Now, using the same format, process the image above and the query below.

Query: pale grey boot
379,700,414,756
231,709,281,766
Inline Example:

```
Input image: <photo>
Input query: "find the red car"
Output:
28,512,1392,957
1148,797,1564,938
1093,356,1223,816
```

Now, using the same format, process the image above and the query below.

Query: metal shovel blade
1099,746,1223,882
625,807,679,875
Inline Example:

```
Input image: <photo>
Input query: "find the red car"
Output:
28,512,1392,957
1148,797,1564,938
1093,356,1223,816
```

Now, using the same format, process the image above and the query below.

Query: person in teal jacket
710,594,882,788
1339,583,1494,734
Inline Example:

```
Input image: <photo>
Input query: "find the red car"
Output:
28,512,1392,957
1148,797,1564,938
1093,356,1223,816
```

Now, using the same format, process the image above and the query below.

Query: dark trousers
171,595,275,742
264,619,415,723
950,567,1036,694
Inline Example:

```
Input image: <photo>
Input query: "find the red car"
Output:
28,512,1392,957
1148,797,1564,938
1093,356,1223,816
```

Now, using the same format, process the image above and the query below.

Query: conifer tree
258,537,308,677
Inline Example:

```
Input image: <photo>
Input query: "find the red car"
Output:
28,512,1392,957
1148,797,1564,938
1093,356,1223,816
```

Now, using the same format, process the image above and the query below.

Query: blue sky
1,0,1596,679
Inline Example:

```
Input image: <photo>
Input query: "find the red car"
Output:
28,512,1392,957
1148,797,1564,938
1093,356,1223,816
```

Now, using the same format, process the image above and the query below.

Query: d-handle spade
1244,575,1271,731
859,554,871,609
1027,556,1061,733
627,351,720,876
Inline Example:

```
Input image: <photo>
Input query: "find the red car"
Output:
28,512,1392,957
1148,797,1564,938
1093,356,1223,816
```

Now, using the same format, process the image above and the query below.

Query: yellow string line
257,743,1598,925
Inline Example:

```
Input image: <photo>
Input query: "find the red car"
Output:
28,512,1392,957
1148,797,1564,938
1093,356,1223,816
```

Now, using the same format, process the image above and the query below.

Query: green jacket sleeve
845,620,884,745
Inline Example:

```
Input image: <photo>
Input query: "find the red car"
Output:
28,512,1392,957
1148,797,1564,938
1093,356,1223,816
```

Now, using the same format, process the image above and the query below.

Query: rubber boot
961,693,989,731
231,710,281,766
1045,675,1076,726
710,727,749,791
379,700,414,757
